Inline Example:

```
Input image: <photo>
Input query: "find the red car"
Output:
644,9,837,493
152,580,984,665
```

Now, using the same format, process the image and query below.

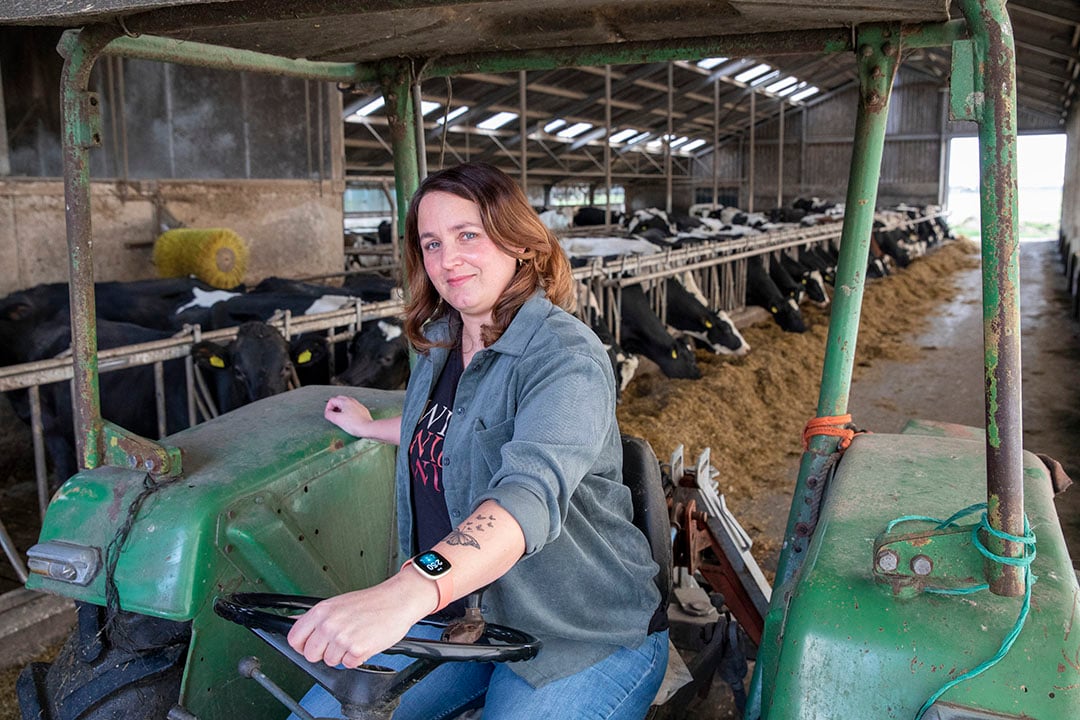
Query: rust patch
330,438,345,451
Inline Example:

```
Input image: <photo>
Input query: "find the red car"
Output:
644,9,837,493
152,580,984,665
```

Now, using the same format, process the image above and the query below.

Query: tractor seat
621,435,673,612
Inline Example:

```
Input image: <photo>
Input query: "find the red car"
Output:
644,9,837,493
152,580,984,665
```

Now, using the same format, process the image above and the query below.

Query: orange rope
802,413,864,452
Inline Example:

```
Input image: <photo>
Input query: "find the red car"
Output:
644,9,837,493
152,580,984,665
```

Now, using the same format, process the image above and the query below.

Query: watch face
415,551,451,577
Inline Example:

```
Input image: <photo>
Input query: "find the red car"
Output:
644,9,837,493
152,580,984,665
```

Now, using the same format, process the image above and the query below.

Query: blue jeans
289,628,669,720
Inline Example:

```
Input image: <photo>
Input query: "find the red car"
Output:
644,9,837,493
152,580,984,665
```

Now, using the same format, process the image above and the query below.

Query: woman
288,162,667,719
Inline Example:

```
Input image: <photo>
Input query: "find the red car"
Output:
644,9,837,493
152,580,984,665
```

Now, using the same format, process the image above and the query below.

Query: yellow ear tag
671,348,678,359
801,279,807,284
298,350,312,364
770,306,778,314
704,320,713,328
210,355,225,368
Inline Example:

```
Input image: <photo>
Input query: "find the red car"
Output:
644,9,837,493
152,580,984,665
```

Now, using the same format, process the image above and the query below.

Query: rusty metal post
958,0,1025,596
380,60,421,243
57,26,121,471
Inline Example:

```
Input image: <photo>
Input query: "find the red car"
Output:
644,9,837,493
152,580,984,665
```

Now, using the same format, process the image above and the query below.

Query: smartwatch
403,550,453,613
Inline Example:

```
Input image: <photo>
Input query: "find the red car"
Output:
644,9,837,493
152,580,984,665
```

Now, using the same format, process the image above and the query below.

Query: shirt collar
486,290,552,357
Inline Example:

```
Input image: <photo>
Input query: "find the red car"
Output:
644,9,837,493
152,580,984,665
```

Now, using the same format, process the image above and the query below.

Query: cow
192,321,326,413
779,253,829,306
340,273,400,302
332,318,411,390
573,207,624,227
799,246,838,286
0,314,193,487
664,274,750,356
0,278,240,332
768,256,805,304
207,291,357,329
746,256,806,333
575,283,639,400
618,284,701,379
626,208,676,238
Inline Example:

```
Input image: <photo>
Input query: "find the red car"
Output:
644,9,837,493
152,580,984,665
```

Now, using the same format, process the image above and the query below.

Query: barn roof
1,0,1074,183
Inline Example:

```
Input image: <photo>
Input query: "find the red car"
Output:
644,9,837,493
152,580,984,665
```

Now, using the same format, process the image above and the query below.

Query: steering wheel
214,592,541,718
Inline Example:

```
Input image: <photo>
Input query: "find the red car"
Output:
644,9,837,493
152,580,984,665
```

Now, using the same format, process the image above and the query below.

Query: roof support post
748,89,756,212
750,24,902,717
777,100,785,208
519,70,528,195
380,59,421,249
958,0,1025,597
666,62,674,215
604,65,612,225
57,26,182,476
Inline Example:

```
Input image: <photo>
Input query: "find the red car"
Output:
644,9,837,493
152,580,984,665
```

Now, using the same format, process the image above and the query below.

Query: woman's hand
324,395,374,436
324,395,403,445
287,570,438,668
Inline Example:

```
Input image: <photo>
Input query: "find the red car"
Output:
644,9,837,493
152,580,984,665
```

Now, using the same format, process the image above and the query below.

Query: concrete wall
0,178,343,295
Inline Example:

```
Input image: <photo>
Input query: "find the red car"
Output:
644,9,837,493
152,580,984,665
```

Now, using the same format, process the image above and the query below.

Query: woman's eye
423,240,441,252
462,231,478,241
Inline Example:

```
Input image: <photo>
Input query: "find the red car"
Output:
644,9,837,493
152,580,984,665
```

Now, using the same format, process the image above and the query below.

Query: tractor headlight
27,541,101,586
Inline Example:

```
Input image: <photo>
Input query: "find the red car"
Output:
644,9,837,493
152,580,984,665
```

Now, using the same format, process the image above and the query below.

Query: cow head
771,298,807,333
333,319,410,390
193,321,324,407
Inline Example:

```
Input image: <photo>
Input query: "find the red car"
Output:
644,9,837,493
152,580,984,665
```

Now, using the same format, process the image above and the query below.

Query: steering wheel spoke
213,592,541,716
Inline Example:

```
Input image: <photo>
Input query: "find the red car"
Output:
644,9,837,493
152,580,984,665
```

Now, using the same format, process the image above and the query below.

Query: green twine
884,503,1036,720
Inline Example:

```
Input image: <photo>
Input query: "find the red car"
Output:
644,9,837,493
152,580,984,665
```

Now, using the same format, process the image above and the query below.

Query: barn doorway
945,134,1066,243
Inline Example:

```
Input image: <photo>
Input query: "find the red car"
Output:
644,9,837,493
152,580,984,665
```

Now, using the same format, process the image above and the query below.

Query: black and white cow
665,274,750,356
192,321,326,413
619,284,701,379
0,313,193,487
779,253,829,306
768,257,805,304
746,256,806,333
332,318,410,390
576,283,639,400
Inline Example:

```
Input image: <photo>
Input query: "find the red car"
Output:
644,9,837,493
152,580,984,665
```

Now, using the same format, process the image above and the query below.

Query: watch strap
402,558,454,613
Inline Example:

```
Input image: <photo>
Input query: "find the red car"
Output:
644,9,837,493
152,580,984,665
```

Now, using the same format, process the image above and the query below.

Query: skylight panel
420,101,442,116
734,63,773,84
750,70,780,87
697,57,728,70
353,97,385,117
557,122,593,138
609,128,639,143
668,136,689,148
680,139,707,152
765,76,798,94
790,85,820,102
626,132,651,146
476,111,518,130
777,81,806,98
436,106,469,125
545,118,567,133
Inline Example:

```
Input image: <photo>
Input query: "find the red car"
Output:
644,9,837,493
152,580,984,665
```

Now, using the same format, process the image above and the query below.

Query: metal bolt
882,42,896,57
860,44,874,58
911,555,933,576
145,458,156,471
876,549,899,572
127,454,138,468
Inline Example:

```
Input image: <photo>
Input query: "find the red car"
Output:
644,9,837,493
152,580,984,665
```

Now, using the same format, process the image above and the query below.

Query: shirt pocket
471,416,514,481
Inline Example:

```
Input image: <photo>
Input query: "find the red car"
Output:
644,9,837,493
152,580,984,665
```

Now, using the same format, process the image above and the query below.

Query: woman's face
417,191,519,326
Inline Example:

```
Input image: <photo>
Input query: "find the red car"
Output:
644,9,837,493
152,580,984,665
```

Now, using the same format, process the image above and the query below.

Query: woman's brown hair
402,162,574,352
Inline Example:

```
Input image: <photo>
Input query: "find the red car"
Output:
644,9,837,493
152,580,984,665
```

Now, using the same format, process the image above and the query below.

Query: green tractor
13,1,1080,718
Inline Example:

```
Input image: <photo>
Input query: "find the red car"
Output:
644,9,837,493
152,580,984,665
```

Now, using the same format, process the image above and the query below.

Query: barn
0,2,1079,719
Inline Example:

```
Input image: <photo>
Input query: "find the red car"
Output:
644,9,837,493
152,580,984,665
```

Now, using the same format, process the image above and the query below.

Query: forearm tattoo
445,513,497,550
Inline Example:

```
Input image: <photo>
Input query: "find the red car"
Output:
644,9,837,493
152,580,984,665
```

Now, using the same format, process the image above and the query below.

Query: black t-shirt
407,348,463,558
